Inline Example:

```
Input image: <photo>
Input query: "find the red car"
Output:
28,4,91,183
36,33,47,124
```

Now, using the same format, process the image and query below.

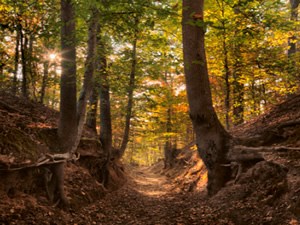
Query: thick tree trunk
97,32,112,187
119,18,139,157
74,8,99,152
54,0,77,206
59,0,77,151
182,0,231,196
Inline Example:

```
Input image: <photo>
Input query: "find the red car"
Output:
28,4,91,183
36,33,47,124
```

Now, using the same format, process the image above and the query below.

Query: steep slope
0,91,126,223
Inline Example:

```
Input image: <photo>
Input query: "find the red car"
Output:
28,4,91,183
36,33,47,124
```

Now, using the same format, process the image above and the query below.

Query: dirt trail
76,165,208,225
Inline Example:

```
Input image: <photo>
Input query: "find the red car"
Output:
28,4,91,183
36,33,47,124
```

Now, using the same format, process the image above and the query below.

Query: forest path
78,165,208,225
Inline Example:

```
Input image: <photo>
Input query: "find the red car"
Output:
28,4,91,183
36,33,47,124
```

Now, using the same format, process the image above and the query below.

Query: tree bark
97,31,112,187
54,0,77,206
182,0,231,196
119,17,139,157
20,27,28,98
12,27,20,95
288,0,300,57
164,107,174,168
74,8,99,152
287,0,300,87
86,86,99,133
232,50,244,125
221,4,231,129
40,60,49,104
28,34,38,101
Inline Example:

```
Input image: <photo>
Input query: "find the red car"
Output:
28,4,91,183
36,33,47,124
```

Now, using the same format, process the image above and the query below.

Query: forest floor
1,91,300,224
74,164,209,225
1,159,299,225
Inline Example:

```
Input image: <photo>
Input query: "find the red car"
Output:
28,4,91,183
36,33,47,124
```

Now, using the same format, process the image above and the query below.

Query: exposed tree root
234,145,300,152
0,152,80,171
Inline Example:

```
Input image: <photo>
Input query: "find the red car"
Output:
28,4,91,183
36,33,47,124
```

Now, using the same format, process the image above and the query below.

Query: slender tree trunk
28,34,38,100
223,36,230,129
97,31,112,187
164,107,173,168
73,8,99,152
20,28,28,98
182,0,231,196
232,66,244,125
40,60,49,104
288,0,300,57
52,0,77,206
232,33,244,125
86,86,99,133
163,71,174,168
13,28,20,95
288,0,300,88
218,0,230,129
231,5,245,125
119,18,139,157
51,64,58,109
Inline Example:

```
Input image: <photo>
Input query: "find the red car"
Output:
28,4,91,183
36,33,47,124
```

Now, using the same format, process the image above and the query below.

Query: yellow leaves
191,144,197,151
173,104,188,113
0,3,12,12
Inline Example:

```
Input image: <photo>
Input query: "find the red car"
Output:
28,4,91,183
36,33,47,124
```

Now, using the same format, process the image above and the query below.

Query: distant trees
205,0,300,126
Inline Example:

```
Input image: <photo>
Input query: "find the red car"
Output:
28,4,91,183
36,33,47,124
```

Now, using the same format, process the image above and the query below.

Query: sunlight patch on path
130,167,172,198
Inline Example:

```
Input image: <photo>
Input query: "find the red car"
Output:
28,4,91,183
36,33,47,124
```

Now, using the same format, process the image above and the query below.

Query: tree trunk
164,107,173,168
13,27,20,95
86,86,98,133
287,0,300,87
28,34,38,101
232,67,244,125
182,0,231,196
51,64,58,109
40,60,49,104
221,18,230,129
288,0,300,57
53,0,77,206
97,32,112,187
119,17,139,157
74,8,99,152
20,28,28,98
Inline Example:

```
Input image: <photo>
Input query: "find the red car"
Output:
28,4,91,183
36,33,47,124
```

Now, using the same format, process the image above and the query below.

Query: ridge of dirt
232,93,300,145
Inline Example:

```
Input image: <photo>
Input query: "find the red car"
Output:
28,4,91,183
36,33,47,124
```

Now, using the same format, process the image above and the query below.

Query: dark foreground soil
1,161,299,225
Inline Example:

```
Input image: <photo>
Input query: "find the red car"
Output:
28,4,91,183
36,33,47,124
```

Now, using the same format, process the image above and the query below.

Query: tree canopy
0,0,299,165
